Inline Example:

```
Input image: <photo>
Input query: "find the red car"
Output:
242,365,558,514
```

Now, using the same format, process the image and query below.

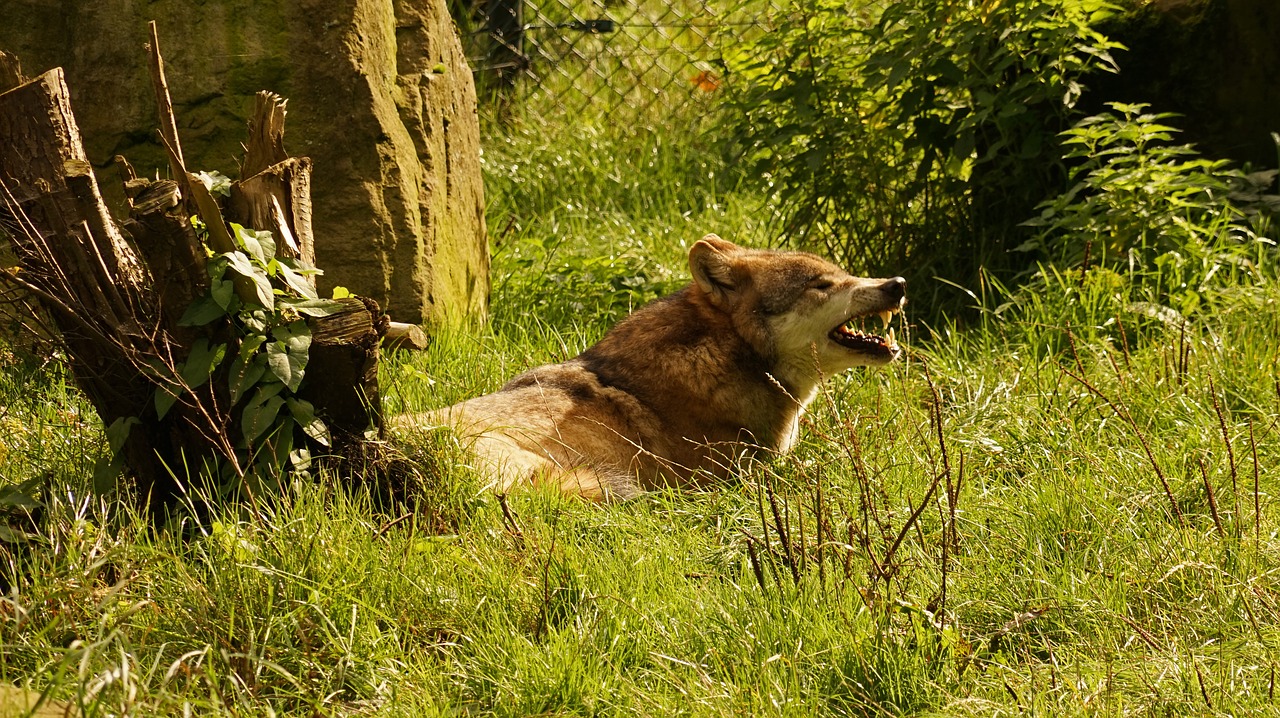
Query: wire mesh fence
452,0,782,122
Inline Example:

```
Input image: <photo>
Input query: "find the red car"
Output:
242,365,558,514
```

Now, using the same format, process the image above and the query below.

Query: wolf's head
689,234,905,393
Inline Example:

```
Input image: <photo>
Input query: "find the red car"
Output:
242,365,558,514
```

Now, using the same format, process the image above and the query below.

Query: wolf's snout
879,277,906,302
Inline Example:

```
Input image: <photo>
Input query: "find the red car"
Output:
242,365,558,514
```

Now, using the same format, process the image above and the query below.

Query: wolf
401,234,906,500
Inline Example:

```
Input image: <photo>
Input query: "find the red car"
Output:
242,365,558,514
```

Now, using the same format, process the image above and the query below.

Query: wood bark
0,65,184,502
229,92,317,271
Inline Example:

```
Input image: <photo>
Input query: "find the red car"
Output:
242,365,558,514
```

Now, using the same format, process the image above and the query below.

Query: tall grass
2,40,1280,718
5,261,1278,714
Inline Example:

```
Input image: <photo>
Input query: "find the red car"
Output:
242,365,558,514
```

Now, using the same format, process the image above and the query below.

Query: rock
0,0,488,325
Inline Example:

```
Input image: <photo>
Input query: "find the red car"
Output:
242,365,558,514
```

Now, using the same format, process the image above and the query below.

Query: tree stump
0,41,386,510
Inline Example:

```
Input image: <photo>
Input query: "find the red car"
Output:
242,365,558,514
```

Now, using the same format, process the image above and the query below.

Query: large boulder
0,0,488,325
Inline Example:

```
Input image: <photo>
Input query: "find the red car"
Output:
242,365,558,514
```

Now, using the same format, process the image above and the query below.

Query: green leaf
277,261,319,299
240,309,270,333
266,321,311,392
206,255,229,281
105,416,141,455
232,224,277,267
272,320,312,355
241,383,286,443
331,286,352,299
232,223,264,265
228,335,268,405
289,447,313,471
155,339,226,420
0,479,43,510
256,229,278,264
92,456,122,495
287,397,331,447
223,251,274,309
155,384,179,420
210,278,236,310
178,295,226,327
270,416,295,468
195,170,232,197
277,297,346,318
182,338,227,390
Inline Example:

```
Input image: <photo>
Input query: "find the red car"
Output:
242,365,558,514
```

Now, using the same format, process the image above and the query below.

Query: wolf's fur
400,235,906,499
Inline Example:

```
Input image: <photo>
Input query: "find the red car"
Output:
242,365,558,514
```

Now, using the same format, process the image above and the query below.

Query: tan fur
398,235,906,500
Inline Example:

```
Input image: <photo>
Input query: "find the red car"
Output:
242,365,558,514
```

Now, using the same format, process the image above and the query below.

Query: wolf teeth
886,327,897,348
878,310,893,329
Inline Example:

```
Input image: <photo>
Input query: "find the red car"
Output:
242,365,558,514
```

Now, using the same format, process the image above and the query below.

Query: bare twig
145,22,186,184
1250,419,1261,546
881,470,944,577
741,530,770,594
1115,313,1132,372
1118,614,1163,652
374,512,413,540
1209,378,1240,528
496,493,525,551
1193,657,1213,710
767,480,800,585
814,469,826,592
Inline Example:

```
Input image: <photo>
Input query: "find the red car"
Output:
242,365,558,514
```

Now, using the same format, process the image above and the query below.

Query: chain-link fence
452,0,780,121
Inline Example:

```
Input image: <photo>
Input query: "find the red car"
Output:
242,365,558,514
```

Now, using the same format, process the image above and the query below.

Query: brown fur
399,235,906,499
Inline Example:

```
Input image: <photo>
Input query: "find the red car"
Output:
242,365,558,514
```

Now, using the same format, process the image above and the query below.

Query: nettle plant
1023,103,1278,315
106,172,350,490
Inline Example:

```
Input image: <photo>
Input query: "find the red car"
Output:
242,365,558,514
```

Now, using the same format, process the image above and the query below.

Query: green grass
4,278,1279,715
2,98,1280,717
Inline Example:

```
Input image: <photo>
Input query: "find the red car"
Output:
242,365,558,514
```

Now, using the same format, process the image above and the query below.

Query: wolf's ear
690,234,741,303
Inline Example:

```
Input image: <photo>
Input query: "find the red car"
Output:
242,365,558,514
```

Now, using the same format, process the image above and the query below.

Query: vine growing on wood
101,171,351,494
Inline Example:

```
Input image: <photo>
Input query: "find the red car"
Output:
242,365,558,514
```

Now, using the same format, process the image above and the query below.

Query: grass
2,86,1280,718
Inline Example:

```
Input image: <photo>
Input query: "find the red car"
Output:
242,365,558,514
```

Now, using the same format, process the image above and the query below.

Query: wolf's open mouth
829,308,901,356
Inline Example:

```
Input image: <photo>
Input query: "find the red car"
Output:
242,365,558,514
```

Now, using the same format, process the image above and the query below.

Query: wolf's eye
808,278,835,291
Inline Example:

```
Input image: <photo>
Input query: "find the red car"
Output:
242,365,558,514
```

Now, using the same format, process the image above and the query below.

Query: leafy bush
1022,103,1277,319
719,0,1122,305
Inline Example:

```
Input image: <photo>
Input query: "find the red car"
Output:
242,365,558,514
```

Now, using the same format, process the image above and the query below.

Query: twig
1177,321,1190,384
1193,658,1213,710
496,493,525,550
1249,419,1261,546
741,530,769,594
374,512,412,540
814,470,826,592
1115,313,1132,372
881,471,944,576
796,491,807,578
1209,378,1240,529
145,22,186,185
767,480,800,585
1066,326,1086,378
1118,614,1163,652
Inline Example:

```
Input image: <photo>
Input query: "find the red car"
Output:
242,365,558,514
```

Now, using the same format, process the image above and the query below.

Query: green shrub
719,0,1122,307
1022,103,1276,317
